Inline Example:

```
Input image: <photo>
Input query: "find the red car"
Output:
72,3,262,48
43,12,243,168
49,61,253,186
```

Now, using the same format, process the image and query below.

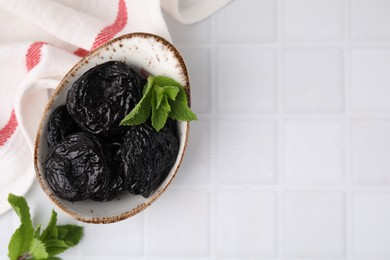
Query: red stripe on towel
26,41,47,71
0,109,17,146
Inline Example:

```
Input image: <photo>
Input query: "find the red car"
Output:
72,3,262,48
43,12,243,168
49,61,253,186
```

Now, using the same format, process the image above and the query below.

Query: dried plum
45,61,182,203
44,132,110,202
46,105,80,147
121,120,179,198
66,61,145,134
91,128,129,201
91,176,125,202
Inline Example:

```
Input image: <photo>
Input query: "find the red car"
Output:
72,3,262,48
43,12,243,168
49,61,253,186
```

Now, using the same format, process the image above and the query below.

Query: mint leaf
151,76,196,122
164,86,179,101
120,76,153,126
45,239,72,256
8,194,34,260
153,75,182,88
154,85,165,109
7,194,84,260
34,225,41,239
57,226,69,240
44,225,83,256
40,210,58,241
29,238,48,259
56,225,83,246
169,87,198,121
152,89,171,131
120,75,197,131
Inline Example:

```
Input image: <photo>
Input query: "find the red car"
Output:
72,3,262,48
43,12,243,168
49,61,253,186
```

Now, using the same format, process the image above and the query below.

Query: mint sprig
7,194,84,260
120,75,197,131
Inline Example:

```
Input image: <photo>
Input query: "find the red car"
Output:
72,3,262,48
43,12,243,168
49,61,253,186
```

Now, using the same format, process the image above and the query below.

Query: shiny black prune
66,61,145,134
44,132,110,202
91,176,125,202
91,128,129,201
121,120,179,198
46,105,80,147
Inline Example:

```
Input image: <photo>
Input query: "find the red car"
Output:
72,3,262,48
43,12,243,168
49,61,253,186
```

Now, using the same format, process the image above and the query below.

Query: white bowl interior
35,33,189,223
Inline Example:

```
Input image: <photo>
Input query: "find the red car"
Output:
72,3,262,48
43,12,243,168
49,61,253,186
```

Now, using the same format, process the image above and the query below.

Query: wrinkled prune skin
67,61,145,134
91,128,129,201
99,126,130,170
91,176,125,202
121,120,179,198
47,105,80,147
44,132,110,202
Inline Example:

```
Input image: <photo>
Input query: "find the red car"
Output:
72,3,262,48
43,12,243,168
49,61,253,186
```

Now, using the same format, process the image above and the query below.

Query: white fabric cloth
0,0,231,215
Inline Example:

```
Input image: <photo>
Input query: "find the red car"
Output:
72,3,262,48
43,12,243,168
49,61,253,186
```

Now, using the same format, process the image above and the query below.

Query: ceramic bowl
34,33,190,224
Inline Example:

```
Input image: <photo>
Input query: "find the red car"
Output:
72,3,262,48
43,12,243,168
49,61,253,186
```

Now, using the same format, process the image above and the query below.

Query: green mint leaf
34,225,41,239
152,76,196,122
154,85,164,109
7,194,84,260
56,225,84,246
153,75,182,88
29,238,48,259
163,86,180,101
8,228,28,260
57,226,69,240
44,225,83,256
151,90,171,132
45,239,72,256
8,194,34,260
40,210,58,241
120,76,153,126
120,75,197,131
169,87,197,121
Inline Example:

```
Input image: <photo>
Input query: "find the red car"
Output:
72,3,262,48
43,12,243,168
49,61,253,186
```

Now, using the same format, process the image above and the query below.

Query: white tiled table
2,0,390,259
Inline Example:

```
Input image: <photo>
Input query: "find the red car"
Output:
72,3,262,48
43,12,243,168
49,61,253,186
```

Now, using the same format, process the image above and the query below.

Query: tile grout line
276,0,284,259
209,12,218,259
177,42,390,49
344,0,353,258
196,113,390,120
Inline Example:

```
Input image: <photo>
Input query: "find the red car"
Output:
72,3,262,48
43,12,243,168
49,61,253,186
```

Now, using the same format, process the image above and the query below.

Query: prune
67,61,145,134
91,128,129,201
91,176,125,202
121,120,179,198
98,126,129,171
44,132,110,202
46,105,80,147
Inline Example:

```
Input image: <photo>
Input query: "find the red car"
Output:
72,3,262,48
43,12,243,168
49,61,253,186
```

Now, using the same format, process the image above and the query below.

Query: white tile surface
351,120,390,185
175,116,211,185
351,49,390,114
178,48,211,114
283,0,343,42
283,192,346,258
216,189,277,257
216,0,276,43
284,120,345,184
148,189,210,257
3,1,390,259
352,192,390,258
283,49,344,113
217,49,276,114
351,0,390,41
0,211,12,257
216,118,277,185
81,214,144,257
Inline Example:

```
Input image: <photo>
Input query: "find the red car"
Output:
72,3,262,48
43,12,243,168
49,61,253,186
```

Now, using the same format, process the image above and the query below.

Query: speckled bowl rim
34,32,190,224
